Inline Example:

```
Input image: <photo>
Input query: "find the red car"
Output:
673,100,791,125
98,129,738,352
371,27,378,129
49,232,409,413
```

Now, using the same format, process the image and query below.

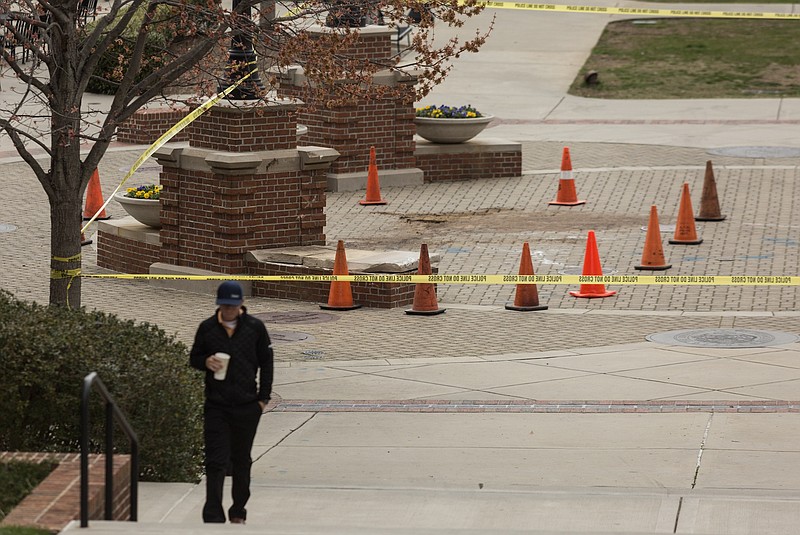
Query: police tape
80,273,800,286
475,2,800,19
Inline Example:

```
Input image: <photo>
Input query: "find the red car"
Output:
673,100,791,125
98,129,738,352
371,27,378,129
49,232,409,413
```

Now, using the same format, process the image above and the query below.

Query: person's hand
205,355,224,372
258,401,267,412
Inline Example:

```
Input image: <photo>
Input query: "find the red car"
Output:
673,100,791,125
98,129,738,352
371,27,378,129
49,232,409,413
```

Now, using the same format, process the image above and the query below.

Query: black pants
202,401,262,523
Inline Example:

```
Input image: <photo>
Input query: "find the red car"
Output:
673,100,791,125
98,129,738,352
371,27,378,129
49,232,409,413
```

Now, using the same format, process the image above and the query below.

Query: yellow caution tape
476,2,800,19
51,255,81,282
51,269,82,280
52,253,81,263
79,273,800,286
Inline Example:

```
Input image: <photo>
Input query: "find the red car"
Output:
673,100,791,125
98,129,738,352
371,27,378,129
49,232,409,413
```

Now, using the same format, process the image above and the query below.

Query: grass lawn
569,18,800,98
0,527,54,535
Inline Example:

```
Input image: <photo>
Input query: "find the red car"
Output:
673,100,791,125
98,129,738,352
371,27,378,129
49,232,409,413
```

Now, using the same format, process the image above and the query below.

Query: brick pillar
277,26,419,180
153,100,338,273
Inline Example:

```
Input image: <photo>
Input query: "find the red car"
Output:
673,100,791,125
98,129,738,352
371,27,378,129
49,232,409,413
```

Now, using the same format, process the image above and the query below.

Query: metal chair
5,12,35,63
78,0,98,24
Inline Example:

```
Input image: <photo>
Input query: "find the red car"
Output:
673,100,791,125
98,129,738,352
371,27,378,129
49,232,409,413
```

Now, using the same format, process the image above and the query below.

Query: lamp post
221,0,265,100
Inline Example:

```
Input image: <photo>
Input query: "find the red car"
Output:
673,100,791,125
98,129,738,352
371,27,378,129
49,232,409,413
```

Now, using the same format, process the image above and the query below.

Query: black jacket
189,306,273,407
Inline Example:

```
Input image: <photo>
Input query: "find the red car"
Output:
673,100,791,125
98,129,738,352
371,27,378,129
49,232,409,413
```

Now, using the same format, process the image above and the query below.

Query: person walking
190,281,274,524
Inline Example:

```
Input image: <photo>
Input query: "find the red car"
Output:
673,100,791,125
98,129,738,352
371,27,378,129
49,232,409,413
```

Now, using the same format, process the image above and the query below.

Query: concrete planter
114,193,161,228
413,115,494,144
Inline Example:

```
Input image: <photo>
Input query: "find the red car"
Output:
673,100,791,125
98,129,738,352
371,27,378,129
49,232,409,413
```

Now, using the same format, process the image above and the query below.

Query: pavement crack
673,495,683,533
254,413,317,462
692,413,714,489
544,96,565,120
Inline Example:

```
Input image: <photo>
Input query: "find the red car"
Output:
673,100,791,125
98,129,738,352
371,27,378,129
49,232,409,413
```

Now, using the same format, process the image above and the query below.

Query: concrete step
63,481,786,535
60,520,714,535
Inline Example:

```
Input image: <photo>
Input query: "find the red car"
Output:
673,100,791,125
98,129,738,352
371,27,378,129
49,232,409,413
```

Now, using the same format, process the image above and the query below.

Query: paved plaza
4,2,800,534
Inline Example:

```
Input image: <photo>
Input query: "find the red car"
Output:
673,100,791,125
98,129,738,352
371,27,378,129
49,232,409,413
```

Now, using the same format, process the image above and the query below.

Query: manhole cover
0,223,17,233
253,311,338,324
647,328,800,348
707,146,800,159
270,331,314,344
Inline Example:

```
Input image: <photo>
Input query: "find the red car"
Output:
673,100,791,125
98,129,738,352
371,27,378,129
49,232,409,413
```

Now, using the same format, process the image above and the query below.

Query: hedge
0,290,203,482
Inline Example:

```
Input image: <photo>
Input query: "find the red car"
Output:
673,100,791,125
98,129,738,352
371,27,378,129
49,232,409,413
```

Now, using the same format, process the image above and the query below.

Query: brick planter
116,107,189,145
415,138,522,182
277,26,421,189
1,452,132,532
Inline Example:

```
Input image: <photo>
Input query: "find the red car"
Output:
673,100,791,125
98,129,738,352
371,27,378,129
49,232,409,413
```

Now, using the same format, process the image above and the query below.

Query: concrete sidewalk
64,338,800,533
3,2,800,534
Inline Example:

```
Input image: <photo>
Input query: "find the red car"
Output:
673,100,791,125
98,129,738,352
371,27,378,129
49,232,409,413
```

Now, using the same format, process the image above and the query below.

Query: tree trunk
46,13,85,309
48,191,83,308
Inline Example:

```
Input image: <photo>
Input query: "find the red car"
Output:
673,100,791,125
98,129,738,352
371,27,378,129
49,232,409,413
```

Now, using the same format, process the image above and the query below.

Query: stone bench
246,245,439,308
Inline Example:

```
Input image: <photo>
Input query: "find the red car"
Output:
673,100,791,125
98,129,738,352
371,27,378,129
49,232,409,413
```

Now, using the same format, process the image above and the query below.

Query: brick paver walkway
2,143,799,364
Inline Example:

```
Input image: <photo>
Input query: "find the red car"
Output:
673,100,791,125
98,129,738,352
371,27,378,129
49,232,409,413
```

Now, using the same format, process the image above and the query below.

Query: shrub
0,290,203,482
84,5,175,95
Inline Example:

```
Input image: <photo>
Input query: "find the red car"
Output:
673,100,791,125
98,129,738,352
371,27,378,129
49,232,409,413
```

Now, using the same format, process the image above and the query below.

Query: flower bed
415,104,483,119
124,184,162,200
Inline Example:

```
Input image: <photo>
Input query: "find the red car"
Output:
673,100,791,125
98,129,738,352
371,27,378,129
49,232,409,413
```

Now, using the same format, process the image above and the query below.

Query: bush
0,461,57,521
0,290,203,482
84,5,175,95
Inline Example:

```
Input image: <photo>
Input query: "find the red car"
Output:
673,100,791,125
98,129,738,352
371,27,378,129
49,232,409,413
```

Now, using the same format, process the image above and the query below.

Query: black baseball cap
216,281,244,305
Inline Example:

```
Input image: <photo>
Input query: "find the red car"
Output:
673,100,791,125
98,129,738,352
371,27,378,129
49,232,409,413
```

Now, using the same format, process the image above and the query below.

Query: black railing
80,372,139,528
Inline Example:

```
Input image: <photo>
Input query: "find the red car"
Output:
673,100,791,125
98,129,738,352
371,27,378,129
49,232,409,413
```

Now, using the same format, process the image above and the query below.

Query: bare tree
0,0,492,308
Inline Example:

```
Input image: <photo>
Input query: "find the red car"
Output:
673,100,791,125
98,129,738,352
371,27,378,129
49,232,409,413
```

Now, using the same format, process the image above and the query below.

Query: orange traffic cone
405,243,445,315
669,183,703,245
549,147,586,206
569,230,616,298
635,205,671,271
505,242,548,311
320,240,361,311
359,146,387,206
695,161,726,222
83,169,110,220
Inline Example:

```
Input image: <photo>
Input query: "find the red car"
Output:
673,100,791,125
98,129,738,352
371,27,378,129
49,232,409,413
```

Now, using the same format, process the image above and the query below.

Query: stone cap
273,63,416,87
327,167,423,192
97,217,160,246
414,137,522,155
152,146,339,174
247,245,440,273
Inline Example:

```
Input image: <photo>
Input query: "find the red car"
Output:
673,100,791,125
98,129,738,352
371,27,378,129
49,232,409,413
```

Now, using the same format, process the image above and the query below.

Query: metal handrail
80,372,139,528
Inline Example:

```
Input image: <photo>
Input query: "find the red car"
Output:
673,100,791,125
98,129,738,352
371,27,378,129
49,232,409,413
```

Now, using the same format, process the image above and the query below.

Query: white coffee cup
213,353,231,380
